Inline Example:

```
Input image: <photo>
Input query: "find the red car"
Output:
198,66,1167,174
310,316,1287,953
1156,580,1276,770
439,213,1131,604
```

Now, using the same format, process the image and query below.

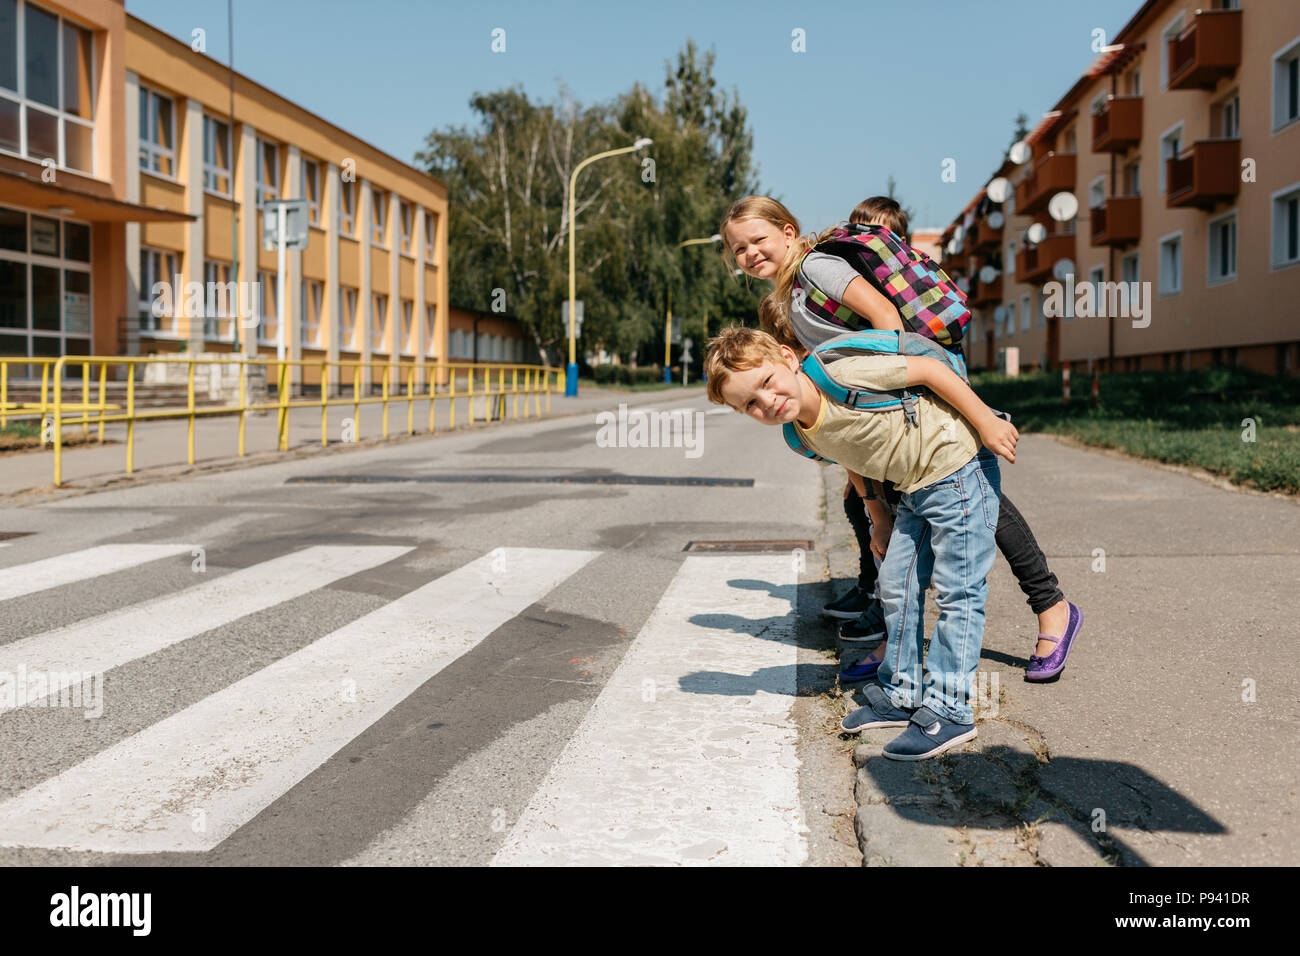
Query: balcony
1092,96,1143,153
1168,9,1242,91
1090,196,1141,247
969,217,1003,252
970,271,1003,306
1014,233,1076,285
1014,152,1077,216
1166,139,1240,209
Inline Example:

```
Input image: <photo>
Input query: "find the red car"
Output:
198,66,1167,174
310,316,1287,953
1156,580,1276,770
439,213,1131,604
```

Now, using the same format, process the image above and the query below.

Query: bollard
1062,367,1071,407
1090,367,1099,408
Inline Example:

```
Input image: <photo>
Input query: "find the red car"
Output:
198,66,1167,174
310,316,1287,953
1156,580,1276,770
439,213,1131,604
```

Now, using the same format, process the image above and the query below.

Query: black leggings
843,484,1064,615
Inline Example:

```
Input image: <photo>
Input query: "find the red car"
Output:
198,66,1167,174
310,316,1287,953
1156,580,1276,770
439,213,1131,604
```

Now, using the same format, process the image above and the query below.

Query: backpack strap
782,421,833,463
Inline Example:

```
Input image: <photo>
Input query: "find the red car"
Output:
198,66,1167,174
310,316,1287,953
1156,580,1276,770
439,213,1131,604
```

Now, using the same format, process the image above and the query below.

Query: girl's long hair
719,195,842,336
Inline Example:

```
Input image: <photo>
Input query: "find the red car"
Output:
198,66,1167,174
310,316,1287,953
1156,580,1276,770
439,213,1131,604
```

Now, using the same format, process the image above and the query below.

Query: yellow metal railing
0,356,561,486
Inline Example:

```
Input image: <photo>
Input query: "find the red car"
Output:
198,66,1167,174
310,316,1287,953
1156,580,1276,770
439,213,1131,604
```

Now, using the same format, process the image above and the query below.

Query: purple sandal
1024,602,1083,682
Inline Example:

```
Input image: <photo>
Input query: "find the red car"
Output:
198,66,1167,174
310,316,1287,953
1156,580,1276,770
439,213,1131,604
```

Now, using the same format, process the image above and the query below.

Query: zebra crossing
0,539,807,865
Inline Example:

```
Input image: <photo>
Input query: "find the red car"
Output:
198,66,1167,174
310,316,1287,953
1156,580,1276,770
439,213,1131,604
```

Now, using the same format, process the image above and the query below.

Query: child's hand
980,416,1019,463
870,514,893,560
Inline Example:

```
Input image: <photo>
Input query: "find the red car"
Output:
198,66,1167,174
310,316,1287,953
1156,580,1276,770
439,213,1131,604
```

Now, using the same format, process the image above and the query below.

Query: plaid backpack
795,224,970,351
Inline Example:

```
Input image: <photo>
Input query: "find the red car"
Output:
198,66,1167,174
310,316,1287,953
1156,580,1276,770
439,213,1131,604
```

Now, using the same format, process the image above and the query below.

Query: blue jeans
876,449,1001,724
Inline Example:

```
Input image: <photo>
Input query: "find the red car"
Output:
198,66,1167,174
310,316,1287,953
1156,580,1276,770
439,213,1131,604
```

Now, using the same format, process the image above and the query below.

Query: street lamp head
633,138,653,150
710,234,722,243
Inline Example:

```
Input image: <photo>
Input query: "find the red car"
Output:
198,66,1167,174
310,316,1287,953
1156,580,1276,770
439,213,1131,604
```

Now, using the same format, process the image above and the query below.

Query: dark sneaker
838,599,886,644
882,707,978,761
822,585,871,620
840,681,915,734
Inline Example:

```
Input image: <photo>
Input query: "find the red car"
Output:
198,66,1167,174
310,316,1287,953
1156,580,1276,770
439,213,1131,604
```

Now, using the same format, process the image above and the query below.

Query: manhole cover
683,540,814,553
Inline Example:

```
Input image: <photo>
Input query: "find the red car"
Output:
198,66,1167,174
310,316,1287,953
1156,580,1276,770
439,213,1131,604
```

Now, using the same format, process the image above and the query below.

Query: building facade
942,0,1300,375
1,0,450,390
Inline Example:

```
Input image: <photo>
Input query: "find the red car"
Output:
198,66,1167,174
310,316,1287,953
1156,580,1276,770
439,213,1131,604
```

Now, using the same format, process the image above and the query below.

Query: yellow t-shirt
793,356,981,493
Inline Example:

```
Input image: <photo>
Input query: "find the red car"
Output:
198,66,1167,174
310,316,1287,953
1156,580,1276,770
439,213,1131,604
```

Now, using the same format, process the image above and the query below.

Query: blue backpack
782,328,972,464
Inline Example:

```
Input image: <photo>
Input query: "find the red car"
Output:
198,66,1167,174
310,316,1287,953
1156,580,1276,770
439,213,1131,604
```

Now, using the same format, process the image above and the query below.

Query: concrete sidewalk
0,384,706,501
819,434,1300,866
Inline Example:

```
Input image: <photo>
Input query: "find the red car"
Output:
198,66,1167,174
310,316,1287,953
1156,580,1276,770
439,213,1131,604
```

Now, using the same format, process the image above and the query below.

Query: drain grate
287,474,754,488
683,539,814,554
0,531,34,541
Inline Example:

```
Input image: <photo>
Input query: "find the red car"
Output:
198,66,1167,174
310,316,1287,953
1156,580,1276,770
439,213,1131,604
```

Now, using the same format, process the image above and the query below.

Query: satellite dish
1048,191,1079,222
979,265,998,284
1052,258,1076,281
957,276,971,293
986,178,1011,203
953,223,965,242
963,212,976,229
1026,222,1047,244
1009,140,1031,165
994,305,1008,323
947,238,958,255
988,210,1005,229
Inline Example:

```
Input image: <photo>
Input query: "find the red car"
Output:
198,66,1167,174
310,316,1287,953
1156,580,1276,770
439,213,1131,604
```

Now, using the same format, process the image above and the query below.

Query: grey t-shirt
791,251,873,351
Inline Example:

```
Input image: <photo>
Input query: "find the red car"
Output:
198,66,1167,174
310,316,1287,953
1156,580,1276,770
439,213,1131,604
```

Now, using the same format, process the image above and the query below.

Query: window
1159,124,1183,194
339,287,358,350
1063,127,1076,154
138,247,178,333
1128,66,1142,97
1005,302,1016,337
371,187,387,245
400,299,414,353
138,85,174,177
399,201,412,255
0,3,95,172
425,303,437,356
1121,250,1140,285
1084,265,1105,322
339,178,355,236
1208,211,1237,285
1161,13,1186,90
1274,35,1300,132
300,278,323,347
256,137,279,206
1272,183,1300,269
1123,160,1141,197
1020,294,1030,332
371,293,388,351
1159,232,1183,296
202,259,233,340
301,157,319,226
257,269,278,344
1089,175,1106,209
1215,91,1240,139
1036,288,1045,329
202,115,231,194
424,211,437,263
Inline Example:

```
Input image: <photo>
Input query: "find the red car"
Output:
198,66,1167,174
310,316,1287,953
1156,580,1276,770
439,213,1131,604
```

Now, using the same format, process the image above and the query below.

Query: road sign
680,337,693,365
562,300,584,338
671,315,682,344
261,200,310,252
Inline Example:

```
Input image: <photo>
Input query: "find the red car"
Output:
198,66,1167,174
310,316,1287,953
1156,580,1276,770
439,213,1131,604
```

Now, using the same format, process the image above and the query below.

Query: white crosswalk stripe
0,547,598,853
492,554,807,866
0,543,196,602
0,545,413,713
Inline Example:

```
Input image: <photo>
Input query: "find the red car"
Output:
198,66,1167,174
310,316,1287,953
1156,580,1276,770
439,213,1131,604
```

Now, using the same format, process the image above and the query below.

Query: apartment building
943,0,1300,375
1,0,449,390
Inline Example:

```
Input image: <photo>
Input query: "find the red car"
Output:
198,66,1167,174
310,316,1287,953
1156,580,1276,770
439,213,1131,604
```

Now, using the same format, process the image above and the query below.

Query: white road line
0,547,599,853
492,554,806,867
0,544,197,602
0,545,413,712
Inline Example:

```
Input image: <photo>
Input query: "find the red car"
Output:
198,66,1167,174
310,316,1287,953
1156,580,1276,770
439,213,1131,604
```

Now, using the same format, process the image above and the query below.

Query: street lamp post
566,137,653,397
665,235,722,383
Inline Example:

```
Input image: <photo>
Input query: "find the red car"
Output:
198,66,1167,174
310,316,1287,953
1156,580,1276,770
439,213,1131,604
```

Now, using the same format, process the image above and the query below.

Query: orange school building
940,0,1300,376
1,0,450,390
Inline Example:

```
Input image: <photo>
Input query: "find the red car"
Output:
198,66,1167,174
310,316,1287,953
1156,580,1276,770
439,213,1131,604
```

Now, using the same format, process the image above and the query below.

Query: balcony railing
1090,196,1142,247
1014,233,1076,285
1015,152,1077,215
1166,139,1240,209
970,272,1003,306
1168,9,1242,91
1092,96,1143,153
969,217,1003,252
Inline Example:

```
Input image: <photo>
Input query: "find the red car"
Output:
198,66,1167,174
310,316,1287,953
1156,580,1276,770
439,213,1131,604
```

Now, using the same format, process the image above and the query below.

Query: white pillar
285,145,303,390
325,162,341,396
183,97,206,354
237,124,259,358
358,178,372,391
413,205,427,389
123,71,142,356
389,190,401,385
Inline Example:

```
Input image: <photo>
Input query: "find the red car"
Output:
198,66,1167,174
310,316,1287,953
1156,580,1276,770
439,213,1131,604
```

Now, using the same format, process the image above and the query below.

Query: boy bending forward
705,327,1018,760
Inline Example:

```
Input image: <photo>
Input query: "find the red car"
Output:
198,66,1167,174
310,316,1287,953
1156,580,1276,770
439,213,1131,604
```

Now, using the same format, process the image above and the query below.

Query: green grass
970,367,1300,494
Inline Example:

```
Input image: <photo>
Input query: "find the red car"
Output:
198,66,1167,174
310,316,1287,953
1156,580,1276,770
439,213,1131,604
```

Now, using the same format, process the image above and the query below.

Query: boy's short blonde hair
705,326,787,406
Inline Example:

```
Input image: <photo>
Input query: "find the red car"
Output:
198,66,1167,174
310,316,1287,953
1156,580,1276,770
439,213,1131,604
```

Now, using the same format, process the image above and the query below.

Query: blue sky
126,0,1143,231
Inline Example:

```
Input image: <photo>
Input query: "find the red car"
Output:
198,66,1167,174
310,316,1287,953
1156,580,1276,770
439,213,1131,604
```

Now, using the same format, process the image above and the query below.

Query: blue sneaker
837,656,881,683
840,681,915,734
882,707,978,761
